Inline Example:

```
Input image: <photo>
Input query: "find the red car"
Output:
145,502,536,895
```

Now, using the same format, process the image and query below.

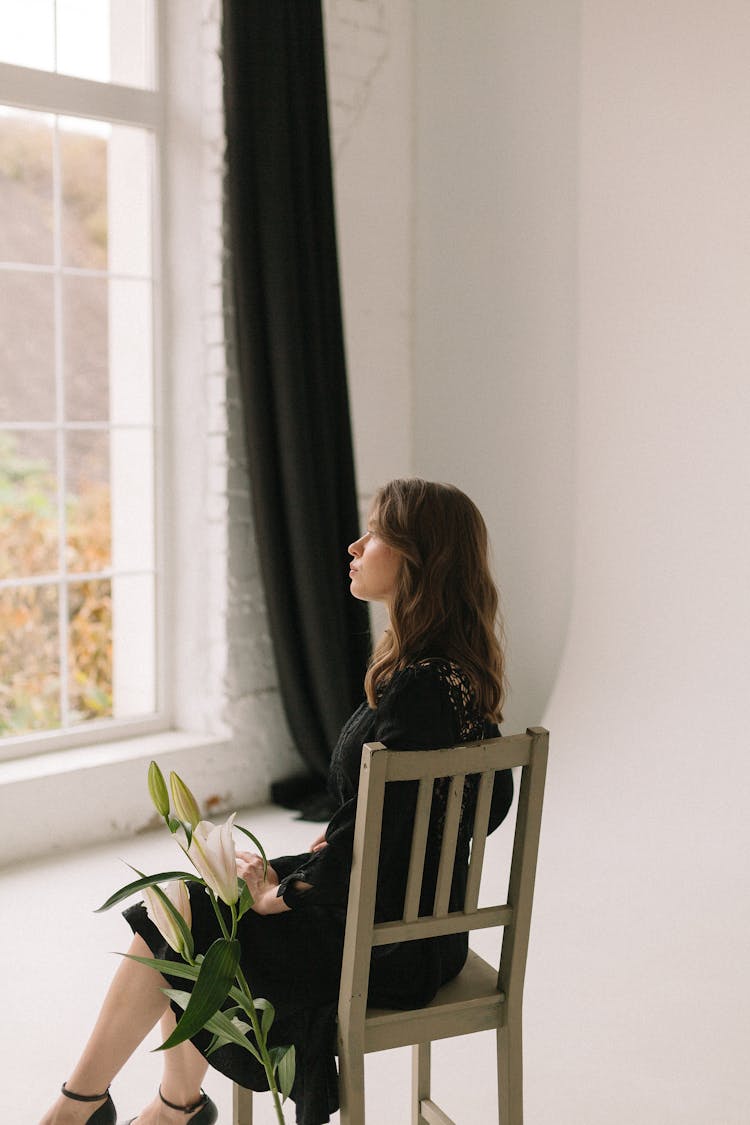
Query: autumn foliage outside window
1,101,156,743
0,114,113,736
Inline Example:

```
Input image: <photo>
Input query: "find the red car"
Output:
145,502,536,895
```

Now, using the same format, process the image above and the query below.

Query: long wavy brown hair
364,479,506,720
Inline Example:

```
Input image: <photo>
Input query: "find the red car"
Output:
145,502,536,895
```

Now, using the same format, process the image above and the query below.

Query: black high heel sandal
124,1086,218,1125
60,1083,116,1125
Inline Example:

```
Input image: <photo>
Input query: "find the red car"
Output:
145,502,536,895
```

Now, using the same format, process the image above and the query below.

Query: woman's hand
309,830,328,853
235,851,289,914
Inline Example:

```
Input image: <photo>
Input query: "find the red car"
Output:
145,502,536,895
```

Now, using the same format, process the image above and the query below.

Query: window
0,1,164,759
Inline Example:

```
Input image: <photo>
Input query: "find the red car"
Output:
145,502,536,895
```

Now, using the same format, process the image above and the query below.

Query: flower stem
235,963,286,1124
206,888,232,941
206,892,285,1121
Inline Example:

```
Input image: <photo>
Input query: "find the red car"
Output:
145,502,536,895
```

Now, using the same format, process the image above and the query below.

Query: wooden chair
233,726,548,1125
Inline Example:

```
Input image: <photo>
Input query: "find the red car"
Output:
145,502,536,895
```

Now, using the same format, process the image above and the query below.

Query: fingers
235,851,264,873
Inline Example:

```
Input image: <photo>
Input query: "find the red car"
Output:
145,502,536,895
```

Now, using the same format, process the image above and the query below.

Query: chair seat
363,949,505,1053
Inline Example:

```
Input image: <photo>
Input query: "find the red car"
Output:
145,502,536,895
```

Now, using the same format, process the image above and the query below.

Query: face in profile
347,517,400,604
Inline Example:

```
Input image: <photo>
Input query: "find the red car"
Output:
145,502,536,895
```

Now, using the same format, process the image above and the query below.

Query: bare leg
39,934,169,1125
130,1010,210,1124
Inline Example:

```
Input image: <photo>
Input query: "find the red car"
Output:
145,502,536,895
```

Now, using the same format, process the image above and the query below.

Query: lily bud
170,771,201,829
142,879,192,957
187,813,240,905
148,761,170,819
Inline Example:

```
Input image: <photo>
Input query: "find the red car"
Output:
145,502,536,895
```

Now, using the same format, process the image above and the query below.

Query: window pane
111,572,155,717
60,119,108,270
0,583,60,736
0,2,55,71
0,108,54,265
56,0,111,83
68,576,112,724
0,1,154,88
0,430,58,580
0,271,55,422
63,275,109,420
60,119,153,276
66,429,110,573
56,0,155,89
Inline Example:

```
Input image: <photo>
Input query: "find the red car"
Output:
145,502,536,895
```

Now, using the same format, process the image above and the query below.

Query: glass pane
0,430,58,580
56,0,111,83
111,427,153,571
0,1,55,71
108,0,155,89
0,1,154,88
0,583,60,737
110,279,152,425
60,118,109,270
68,577,113,724
107,125,152,276
63,275,109,420
56,0,155,90
111,572,155,718
66,429,110,573
0,108,54,265
0,271,55,421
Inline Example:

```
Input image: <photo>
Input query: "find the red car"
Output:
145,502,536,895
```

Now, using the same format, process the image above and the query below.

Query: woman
41,478,514,1125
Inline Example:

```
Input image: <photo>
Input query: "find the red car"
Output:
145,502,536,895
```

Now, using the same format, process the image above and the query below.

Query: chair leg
497,1016,523,1125
338,1046,366,1125
233,1082,253,1125
411,1041,431,1125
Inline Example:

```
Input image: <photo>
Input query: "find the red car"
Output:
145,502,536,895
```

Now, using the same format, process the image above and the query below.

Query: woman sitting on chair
40,478,514,1125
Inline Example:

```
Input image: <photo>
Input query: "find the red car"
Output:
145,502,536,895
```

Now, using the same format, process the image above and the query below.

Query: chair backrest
338,727,549,1035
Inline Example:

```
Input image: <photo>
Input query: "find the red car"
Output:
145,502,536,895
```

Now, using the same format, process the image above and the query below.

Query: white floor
5,804,506,1125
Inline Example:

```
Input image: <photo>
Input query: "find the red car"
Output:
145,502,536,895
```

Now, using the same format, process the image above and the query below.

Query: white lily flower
142,879,192,956
187,813,240,905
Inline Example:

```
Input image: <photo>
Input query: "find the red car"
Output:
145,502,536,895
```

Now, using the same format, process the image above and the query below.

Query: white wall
411,1,749,1121
413,0,579,734
325,0,414,508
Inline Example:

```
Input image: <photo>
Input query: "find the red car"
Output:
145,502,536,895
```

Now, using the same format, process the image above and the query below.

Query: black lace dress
124,658,514,1125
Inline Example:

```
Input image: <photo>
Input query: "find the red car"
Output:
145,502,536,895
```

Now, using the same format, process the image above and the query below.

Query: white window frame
0,14,168,762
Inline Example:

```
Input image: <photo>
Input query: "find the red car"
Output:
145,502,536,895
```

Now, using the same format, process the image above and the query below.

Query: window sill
0,729,233,869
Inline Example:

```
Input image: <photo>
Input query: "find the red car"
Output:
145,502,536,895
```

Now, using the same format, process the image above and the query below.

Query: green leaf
95,870,200,913
164,987,192,1010
121,952,201,982
225,985,259,1019
237,880,254,922
205,1032,223,1056
202,1011,261,1061
272,1044,296,1099
122,951,254,1016
156,938,240,1052
255,997,275,1038
235,824,268,875
162,991,263,1062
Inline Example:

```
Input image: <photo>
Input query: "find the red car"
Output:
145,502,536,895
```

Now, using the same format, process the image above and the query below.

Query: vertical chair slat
464,769,495,912
498,727,549,1003
337,744,390,1124
433,774,466,917
403,777,434,922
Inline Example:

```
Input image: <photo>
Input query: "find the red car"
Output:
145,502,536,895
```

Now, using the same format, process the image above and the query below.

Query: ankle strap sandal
61,1083,116,1125
157,1087,218,1123
158,1084,217,1120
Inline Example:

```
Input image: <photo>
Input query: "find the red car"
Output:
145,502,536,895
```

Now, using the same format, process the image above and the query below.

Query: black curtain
221,1,371,806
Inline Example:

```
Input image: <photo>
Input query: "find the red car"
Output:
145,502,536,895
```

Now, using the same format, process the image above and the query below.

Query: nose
348,534,365,558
